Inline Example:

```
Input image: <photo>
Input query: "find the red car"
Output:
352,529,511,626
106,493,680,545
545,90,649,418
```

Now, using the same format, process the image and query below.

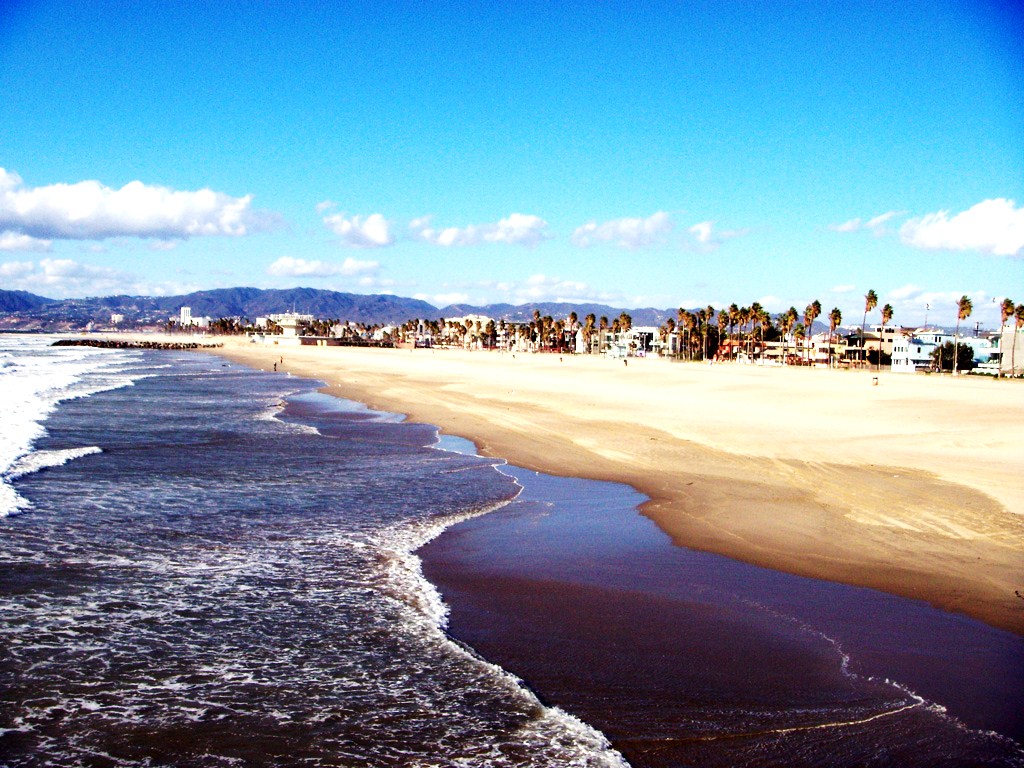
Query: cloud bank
0,231,51,252
899,199,1024,257
0,168,273,241
832,199,1023,257
0,257,181,298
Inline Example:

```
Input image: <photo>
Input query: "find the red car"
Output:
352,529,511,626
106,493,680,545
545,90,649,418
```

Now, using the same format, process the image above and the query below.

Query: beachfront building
255,312,315,330
999,325,1024,376
172,306,213,330
891,331,941,373
889,328,999,373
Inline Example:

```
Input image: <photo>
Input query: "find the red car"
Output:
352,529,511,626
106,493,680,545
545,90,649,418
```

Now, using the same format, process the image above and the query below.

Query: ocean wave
5,446,103,481
0,335,153,518
0,446,103,517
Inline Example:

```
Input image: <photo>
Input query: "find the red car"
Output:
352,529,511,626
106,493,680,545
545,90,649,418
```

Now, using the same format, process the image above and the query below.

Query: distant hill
0,287,440,330
148,287,439,323
0,289,55,312
0,286,850,333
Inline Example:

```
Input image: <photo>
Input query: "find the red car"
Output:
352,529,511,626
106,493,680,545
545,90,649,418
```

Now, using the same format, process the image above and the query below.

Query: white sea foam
0,336,147,516
6,446,103,481
364,469,628,768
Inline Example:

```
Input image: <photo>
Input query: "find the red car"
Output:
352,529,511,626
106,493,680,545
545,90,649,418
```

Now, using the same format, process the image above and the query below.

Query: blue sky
1,0,1021,327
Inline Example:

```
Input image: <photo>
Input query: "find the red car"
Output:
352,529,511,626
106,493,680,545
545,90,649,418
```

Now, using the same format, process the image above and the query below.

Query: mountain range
0,287,677,331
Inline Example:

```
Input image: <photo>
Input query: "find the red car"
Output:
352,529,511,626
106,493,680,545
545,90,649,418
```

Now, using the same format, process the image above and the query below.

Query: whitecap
5,446,103,481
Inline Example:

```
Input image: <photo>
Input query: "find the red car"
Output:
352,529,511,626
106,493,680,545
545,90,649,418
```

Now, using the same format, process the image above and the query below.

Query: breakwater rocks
52,339,224,350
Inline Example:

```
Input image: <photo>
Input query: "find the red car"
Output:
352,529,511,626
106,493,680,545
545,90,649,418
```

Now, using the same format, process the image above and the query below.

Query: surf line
686,699,926,743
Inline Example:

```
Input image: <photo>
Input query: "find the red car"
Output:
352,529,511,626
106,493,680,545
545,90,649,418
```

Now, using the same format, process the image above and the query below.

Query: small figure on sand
273,362,277,372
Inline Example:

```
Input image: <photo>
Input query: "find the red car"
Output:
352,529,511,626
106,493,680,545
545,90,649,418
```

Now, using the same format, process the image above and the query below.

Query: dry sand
210,339,1024,635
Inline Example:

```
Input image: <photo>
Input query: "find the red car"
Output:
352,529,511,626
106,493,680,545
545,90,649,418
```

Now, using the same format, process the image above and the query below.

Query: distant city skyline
1,1,1021,327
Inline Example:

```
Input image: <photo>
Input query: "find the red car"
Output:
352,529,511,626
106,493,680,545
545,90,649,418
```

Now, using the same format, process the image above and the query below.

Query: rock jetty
52,339,223,350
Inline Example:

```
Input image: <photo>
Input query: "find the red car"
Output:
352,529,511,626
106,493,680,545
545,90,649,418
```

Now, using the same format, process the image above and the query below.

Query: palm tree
749,302,763,359
663,317,676,356
727,303,739,359
878,304,893,370
861,289,878,365
584,313,596,352
736,306,749,360
794,323,806,360
803,300,821,364
679,310,696,360
998,298,1014,378
828,307,842,368
703,305,715,361
953,295,972,376
1014,304,1024,377
779,307,797,363
694,308,707,360
758,308,771,361
717,311,728,361
677,307,689,359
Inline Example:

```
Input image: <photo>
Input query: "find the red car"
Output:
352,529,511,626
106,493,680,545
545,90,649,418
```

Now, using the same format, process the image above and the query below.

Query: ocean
1,334,1021,767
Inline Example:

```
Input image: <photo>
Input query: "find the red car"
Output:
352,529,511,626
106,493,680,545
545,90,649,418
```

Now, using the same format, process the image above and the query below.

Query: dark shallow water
421,464,1024,767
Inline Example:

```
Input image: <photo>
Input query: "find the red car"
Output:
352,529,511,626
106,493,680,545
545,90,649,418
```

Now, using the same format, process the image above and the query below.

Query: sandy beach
209,339,1024,635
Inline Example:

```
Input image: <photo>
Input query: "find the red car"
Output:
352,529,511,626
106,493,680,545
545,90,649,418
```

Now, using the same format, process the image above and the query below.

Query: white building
999,325,1024,376
180,306,192,326
891,330,946,373
891,329,997,373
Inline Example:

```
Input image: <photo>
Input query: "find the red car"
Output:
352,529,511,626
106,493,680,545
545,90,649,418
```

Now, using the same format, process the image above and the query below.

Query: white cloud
686,220,749,250
0,167,274,241
899,198,1024,257
0,260,35,278
866,211,899,229
505,274,612,304
356,275,395,289
266,255,379,278
829,218,863,233
829,210,903,235
571,211,673,249
315,200,337,214
322,212,394,248
411,213,549,247
0,257,187,298
689,221,714,244
0,230,51,252
830,284,856,294
880,285,994,326
417,292,470,306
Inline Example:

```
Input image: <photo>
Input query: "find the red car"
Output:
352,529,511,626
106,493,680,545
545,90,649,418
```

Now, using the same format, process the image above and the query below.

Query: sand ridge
208,339,1024,634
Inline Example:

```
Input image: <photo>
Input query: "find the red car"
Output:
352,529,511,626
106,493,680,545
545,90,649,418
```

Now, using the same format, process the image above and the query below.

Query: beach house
999,324,1024,376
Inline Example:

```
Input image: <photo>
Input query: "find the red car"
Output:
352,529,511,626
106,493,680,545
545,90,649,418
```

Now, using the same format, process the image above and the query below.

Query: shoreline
204,339,1023,635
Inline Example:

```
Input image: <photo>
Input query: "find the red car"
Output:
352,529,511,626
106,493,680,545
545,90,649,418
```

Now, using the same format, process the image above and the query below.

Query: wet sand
206,339,1024,635
419,464,1024,766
